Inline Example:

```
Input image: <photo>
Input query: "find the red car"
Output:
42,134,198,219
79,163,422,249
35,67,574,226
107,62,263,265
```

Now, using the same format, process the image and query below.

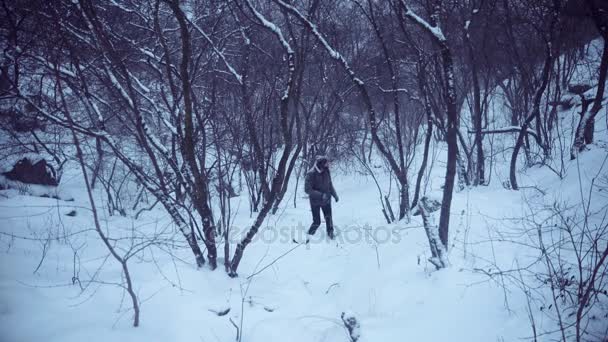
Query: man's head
316,156,329,171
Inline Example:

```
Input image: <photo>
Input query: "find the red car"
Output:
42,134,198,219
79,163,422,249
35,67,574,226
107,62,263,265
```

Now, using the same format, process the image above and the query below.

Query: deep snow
1,39,607,342
1,131,607,342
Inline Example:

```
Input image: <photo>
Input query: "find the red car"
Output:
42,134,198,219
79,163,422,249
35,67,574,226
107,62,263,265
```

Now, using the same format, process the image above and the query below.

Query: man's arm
329,172,338,201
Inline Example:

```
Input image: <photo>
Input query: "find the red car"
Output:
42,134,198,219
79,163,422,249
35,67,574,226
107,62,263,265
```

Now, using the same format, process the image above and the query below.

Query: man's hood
310,155,328,173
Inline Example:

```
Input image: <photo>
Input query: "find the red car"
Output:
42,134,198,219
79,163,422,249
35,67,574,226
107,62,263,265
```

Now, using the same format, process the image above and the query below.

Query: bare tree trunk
438,44,459,248
229,2,296,276
456,130,472,190
274,0,408,223
398,1,458,249
412,61,434,209
412,119,432,209
72,131,140,327
271,145,302,214
472,66,485,185
90,137,103,189
464,14,485,186
398,184,410,221
167,0,217,269
45,2,208,269
511,43,553,189
572,38,607,156
362,0,410,220
456,152,468,191
59,78,140,327
418,197,447,270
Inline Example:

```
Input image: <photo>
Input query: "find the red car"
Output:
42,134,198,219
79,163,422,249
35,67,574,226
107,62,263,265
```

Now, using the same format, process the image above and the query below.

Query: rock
548,99,573,110
568,84,592,95
208,307,230,316
412,196,442,216
2,157,58,186
0,99,46,132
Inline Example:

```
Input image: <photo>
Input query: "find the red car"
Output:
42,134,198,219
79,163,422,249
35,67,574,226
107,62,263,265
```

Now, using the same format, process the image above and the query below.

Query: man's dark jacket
304,165,337,206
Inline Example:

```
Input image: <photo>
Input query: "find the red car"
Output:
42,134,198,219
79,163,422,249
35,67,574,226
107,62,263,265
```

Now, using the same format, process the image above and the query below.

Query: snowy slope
1,125,607,342
1,41,608,342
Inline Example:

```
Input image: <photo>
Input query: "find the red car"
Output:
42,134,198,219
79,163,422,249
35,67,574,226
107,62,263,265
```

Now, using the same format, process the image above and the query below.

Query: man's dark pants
307,203,333,236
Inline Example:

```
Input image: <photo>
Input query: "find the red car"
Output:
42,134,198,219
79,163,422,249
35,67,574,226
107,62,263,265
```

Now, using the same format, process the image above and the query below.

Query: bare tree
227,0,297,276
571,0,608,158
399,0,459,249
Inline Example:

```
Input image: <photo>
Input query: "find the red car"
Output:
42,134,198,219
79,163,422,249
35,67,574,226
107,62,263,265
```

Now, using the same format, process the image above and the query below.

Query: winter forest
0,0,607,341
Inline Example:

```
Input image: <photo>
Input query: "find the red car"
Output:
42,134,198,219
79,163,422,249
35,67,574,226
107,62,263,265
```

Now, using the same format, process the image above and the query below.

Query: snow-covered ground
1,38,607,342
1,116,607,342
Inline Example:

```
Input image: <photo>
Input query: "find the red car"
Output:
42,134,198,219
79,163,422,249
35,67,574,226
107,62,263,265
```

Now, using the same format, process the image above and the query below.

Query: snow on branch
475,126,540,142
31,56,77,78
128,71,150,93
108,0,136,14
273,0,365,86
245,0,295,100
273,0,336,57
102,63,135,108
245,0,293,55
400,0,446,42
188,19,243,84
379,86,411,94
102,63,170,155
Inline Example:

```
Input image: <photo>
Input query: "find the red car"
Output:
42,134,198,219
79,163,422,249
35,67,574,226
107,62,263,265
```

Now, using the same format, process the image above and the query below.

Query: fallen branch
325,282,340,294
473,126,540,144
229,317,240,341
246,242,303,280
134,198,159,219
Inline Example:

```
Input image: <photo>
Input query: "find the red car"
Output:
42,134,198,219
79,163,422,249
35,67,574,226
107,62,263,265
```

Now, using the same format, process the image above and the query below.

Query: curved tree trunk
412,61,434,209
272,144,302,214
167,0,218,269
572,38,607,156
398,1,458,249
437,45,459,248
510,45,553,189
229,2,296,276
472,64,485,185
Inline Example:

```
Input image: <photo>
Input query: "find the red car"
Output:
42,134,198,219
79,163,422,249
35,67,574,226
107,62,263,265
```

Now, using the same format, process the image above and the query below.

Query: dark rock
568,84,592,95
0,108,45,132
3,158,58,186
208,307,231,316
548,99,573,110
412,197,442,216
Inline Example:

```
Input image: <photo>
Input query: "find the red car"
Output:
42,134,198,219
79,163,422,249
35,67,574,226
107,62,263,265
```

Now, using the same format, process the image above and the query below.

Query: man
304,156,339,241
